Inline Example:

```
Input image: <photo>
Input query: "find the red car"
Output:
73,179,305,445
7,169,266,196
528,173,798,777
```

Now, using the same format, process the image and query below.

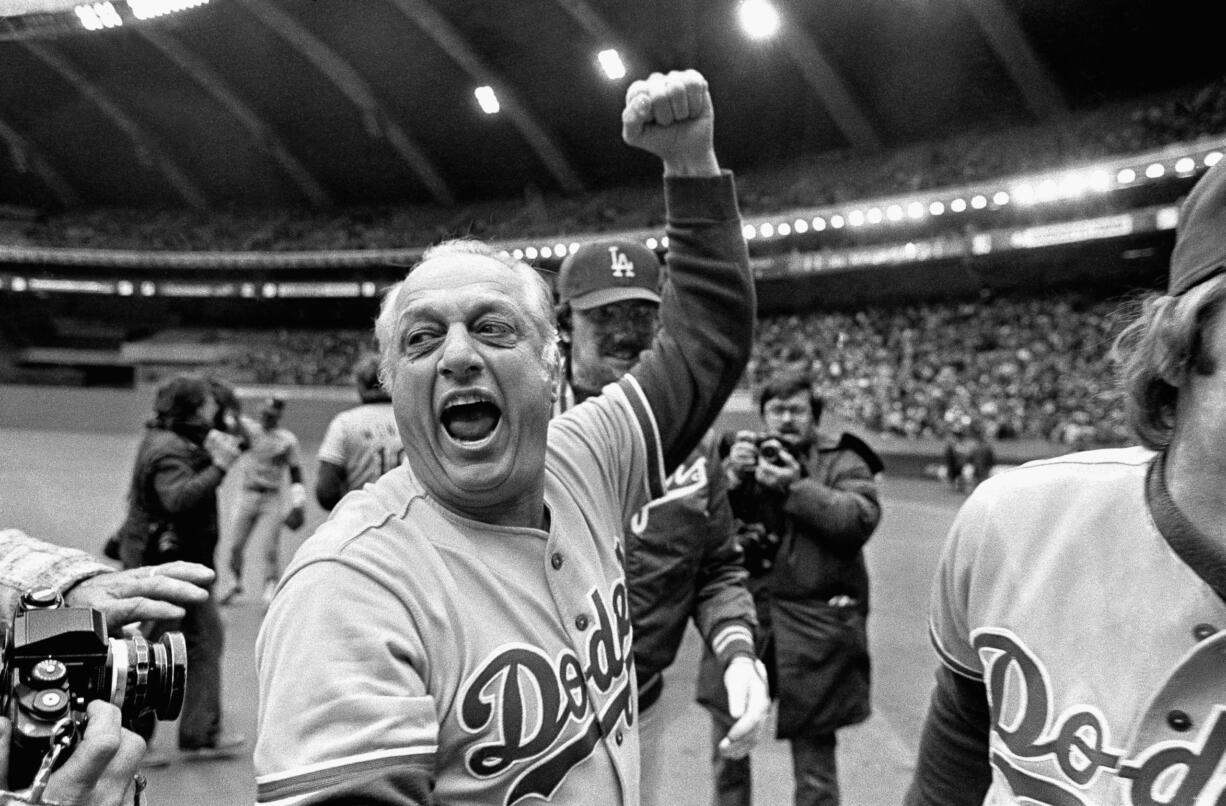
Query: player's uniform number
378,445,405,476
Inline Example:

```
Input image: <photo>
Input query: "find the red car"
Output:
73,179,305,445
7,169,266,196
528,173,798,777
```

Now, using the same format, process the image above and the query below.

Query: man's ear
550,353,564,403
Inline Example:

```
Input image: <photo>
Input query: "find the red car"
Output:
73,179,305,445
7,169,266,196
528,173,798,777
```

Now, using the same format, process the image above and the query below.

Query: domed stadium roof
0,0,1218,213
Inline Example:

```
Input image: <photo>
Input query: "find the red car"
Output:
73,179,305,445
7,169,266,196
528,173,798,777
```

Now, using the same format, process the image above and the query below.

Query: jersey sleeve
316,413,348,468
254,557,438,805
928,490,993,681
627,173,754,473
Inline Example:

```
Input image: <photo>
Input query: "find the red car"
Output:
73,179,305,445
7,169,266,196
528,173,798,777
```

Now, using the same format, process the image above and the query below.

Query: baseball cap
556,241,661,310
1169,159,1226,295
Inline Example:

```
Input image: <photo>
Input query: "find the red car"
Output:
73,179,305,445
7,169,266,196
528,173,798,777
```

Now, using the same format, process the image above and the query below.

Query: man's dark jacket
115,426,227,570
698,430,882,738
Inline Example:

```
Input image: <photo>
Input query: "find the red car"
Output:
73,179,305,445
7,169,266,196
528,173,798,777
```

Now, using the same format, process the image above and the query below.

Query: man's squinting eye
400,327,440,352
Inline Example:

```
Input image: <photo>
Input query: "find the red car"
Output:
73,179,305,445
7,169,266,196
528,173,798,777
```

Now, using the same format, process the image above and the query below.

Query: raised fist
621,69,719,178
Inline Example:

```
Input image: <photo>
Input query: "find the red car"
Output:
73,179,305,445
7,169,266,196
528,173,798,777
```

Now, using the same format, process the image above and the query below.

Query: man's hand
203,429,243,471
755,448,800,492
719,656,770,759
65,562,215,632
1,701,145,806
723,432,759,489
622,69,719,178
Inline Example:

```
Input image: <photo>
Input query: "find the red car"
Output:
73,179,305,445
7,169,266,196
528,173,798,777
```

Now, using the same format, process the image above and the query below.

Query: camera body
0,589,186,790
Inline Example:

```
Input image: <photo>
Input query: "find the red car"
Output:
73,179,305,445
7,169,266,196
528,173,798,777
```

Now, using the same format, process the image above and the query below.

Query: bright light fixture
474,86,500,115
597,49,626,80
738,0,781,40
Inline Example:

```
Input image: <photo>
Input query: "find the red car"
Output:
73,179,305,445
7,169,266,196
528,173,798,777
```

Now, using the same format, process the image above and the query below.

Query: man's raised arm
621,69,755,472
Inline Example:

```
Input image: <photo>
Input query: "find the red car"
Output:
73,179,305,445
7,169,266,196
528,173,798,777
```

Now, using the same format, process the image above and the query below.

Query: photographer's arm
149,455,226,514
781,453,881,555
1,528,214,632
1,701,145,806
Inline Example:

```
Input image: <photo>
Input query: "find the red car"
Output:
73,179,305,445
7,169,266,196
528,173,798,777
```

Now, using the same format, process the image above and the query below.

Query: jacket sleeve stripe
255,746,435,803
618,374,665,500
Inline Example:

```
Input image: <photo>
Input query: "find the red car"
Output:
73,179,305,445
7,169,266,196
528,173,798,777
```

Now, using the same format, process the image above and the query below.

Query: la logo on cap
608,246,636,279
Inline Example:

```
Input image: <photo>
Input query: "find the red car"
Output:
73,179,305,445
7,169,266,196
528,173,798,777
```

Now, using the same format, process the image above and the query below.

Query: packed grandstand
2,68,1224,450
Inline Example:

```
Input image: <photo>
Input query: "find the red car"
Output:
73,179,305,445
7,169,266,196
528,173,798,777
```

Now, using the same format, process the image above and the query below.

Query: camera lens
106,631,187,722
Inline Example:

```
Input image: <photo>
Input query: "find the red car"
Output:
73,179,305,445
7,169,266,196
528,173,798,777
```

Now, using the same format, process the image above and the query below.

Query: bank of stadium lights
75,0,208,30
738,0,781,40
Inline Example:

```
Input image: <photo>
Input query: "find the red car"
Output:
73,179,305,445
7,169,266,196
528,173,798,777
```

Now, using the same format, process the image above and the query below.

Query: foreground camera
0,588,186,790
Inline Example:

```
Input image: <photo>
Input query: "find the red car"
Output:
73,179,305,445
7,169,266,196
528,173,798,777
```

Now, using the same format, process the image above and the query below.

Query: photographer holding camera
697,370,883,806
1,529,211,804
111,374,247,761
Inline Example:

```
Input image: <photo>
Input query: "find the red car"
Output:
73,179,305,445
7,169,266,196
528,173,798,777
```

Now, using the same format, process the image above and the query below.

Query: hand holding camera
1,589,186,799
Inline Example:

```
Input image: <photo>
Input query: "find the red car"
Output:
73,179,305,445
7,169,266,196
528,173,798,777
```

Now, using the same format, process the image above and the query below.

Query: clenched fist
621,69,720,178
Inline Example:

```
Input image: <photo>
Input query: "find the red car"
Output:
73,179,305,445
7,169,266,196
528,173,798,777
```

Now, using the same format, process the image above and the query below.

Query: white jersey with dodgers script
254,376,666,806
930,446,1226,806
316,402,402,492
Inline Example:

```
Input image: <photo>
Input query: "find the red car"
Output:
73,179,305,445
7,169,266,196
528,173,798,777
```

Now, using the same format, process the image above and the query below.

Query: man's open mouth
441,394,502,443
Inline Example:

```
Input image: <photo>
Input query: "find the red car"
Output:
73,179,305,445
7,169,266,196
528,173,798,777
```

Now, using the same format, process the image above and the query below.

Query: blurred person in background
219,395,306,607
254,67,755,805
699,369,883,806
314,353,402,511
111,373,246,762
553,239,769,805
905,157,1226,804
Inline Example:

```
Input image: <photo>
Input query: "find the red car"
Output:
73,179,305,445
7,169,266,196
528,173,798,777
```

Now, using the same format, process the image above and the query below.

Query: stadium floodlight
1088,170,1111,192
793,218,809,233
829,214,845,229
812,217,826,231
886,204,903,222
742,224,757,240
992,191,1010,206
597,49,626,80
474,86,500,115
540,246,553,259
847,210,864,227
866,207,883,224
760,222,775,238
524,245,538,259
950,198,967,213
511,248,524,260
1207,152,1223,167
929,201,945,216
262,283,277,298
738,0,781,40
568,243,580,254
361,282,377,297
1145,162,1165,179
660,236,669,249
11,277,27,292
970,195,988,209
1013,183,1036,205
117,280,134,296
1117,167,1137,184
140,281,156,296
777,222,791,236
907,201,924,219
75,2,121,30
1175,157,1196,174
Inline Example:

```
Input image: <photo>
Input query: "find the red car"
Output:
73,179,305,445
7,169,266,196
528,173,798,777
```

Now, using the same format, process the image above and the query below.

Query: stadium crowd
2,77,1223,252
206,288,1132,448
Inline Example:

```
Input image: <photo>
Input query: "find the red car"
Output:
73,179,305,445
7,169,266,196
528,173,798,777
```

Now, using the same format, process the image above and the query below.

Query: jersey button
551,552,564,570
1193,623,1218,641
575,614,589,630
1167,710,1193,732
615,730,624,745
